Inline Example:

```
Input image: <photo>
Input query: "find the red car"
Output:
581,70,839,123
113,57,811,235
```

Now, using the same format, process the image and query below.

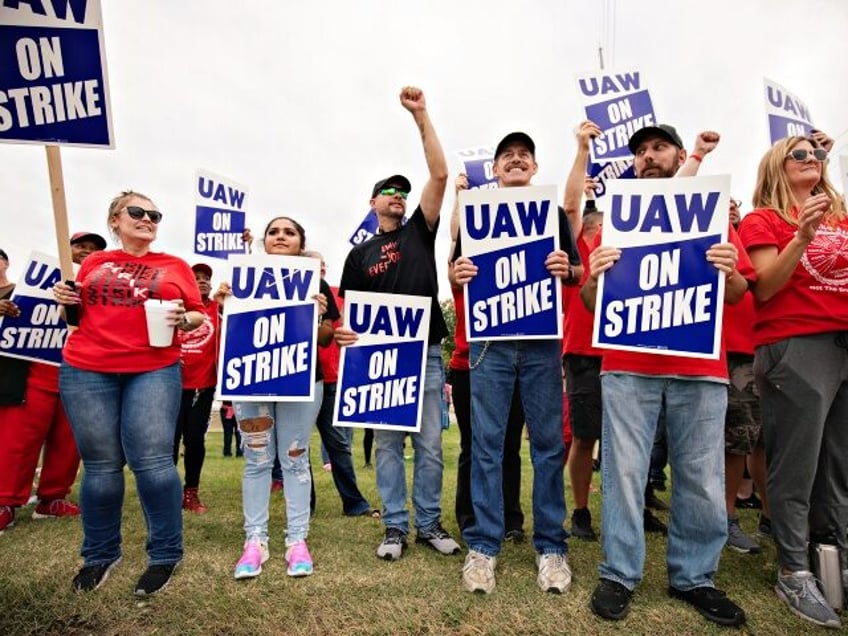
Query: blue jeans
59,362,183,566
235,383,322,546
464,340,567,556
599,373,727,590
376,345,444,534
314,382,372,515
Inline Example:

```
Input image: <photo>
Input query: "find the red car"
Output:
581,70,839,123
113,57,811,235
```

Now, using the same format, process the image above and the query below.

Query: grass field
0,425,834,635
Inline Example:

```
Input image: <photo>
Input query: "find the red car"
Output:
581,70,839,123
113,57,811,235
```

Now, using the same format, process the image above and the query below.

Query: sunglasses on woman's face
786,148,828,163
125,206,163,224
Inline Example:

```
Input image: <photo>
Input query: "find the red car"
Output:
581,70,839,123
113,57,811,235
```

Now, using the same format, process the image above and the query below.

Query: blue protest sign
764,78,814,144
593,176,731,359
0,1,113,147
576,70,656,163
459,185,562,340
589,157,635,198
349,209,378,246
217,255,320,401
455,146,498,190
334,291,430,432
194,170,247,259
0,251,68,365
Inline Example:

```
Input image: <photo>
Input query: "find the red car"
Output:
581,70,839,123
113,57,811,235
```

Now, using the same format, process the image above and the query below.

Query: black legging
363,428,374,464
173,387,215,489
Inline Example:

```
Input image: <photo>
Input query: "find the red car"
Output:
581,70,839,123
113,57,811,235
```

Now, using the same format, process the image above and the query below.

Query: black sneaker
503,528,526,543
591,578,633,620
570,507,598,541
376,527,407,560
644,508,667,535
415,522,461,555
669,585,746,627
135,563,179,597
72,557,122,593
735,493,762,509
757,514,772,538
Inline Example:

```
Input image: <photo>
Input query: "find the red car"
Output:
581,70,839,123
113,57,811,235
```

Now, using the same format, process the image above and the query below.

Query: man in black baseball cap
627,124,684,155
494,131,536,160
371,174,412,200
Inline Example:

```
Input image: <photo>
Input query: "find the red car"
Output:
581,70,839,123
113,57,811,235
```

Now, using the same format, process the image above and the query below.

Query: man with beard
335,86,460,561
582,124,752,627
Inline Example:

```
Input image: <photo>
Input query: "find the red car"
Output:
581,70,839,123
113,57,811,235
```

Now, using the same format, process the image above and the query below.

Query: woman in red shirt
54,191,205,597
739,135,847,629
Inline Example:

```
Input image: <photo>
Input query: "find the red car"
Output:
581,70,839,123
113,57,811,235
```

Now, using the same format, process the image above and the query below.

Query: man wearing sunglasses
336,86,459,561
581,124,753,627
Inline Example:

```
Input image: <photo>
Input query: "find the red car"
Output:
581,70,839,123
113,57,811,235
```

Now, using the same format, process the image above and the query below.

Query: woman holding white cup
53,190,205,597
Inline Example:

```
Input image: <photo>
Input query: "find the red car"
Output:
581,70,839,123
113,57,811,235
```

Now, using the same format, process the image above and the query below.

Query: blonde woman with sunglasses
738,134,847,628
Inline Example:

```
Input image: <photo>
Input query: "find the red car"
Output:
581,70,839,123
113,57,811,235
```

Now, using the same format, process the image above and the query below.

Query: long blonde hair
752,136,844,227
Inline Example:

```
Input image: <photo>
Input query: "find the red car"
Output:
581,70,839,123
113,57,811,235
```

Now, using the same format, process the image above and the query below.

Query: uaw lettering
459,185,562,340
456,146,498,190
217,255,319,401
0,250,67,365
593,176,730,359
0,0,113,147
576,70,655,162
194,170,247,259
764,78,813,144
334,292,430,432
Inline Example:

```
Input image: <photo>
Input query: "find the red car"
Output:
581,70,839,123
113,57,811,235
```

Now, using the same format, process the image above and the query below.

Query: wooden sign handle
45,145,75,281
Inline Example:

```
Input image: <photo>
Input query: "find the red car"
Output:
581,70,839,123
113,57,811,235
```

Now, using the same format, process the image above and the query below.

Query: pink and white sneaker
285,540,313,577
234,537,270,580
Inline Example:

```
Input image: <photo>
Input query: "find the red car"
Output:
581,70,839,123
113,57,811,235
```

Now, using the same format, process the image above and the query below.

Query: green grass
0,426,836,635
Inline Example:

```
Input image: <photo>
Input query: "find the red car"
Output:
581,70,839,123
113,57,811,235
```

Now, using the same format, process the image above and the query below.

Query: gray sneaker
376,527,407,561
726,517,760,554
462,550,496,594
775,569,841,628
415,522,461,555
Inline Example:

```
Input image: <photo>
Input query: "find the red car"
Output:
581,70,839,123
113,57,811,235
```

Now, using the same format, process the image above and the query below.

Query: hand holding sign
576,120,602,151
452,256,478,285
0,299,20,318
400,86,426,112
52,281,81,306
544,250,572,280
705,242,738,276
588,245,622,280
455,173,469,194
810,129,834,152
334,325,359,347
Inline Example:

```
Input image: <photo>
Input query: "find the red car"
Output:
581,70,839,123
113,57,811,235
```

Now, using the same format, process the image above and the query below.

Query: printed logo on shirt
368,241,401,277
179,316,214,354
85,261,165,306
801,227,848,289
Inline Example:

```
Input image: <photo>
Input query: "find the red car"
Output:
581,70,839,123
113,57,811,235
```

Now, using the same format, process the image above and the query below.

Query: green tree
440,296,456,366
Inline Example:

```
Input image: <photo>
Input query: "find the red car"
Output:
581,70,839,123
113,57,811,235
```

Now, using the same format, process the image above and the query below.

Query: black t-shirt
339,206,447,345
316,277,340,382
451,205,581,266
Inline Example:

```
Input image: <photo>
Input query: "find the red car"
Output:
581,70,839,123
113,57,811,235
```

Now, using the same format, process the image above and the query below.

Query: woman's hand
453,256,478,285
334,326,359,347
53,281,81,306
796,193,830,243
213,282,232,305
588,245,622,280
313,293,328,317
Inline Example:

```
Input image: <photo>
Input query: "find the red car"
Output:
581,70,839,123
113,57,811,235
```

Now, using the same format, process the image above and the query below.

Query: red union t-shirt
591,225,756,379
179,296,220,389
739,208,848,347
317,286,343,384
563,230,604,357
722,290,755,355
449,284,470,371
63,250,204,373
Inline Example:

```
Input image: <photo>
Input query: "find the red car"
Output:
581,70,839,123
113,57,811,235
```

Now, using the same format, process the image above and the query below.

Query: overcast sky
2,0,847,291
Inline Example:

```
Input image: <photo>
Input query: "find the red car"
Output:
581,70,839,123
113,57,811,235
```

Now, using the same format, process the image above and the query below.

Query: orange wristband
690,153,703,162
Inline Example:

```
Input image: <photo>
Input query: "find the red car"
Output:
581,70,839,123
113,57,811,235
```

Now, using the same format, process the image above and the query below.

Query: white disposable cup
143,299,178,347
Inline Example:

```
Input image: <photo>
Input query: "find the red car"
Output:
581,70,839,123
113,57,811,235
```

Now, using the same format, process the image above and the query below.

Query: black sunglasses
786,148,828,163
125,206,163,224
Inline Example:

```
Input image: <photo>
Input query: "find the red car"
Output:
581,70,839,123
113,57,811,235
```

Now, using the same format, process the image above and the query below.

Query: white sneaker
462,550,496,594
536,552,572,594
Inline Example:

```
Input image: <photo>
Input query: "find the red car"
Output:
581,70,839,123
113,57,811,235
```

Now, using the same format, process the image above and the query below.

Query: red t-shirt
63,250,204,373
722,290,755,355
739,208,848,347
594,225,756,379
563,230,604,357
179,296,220,389
449,284,469,371
317,286,343,384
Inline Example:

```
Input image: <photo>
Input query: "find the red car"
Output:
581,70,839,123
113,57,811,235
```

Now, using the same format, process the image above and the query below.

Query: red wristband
690,153,703,163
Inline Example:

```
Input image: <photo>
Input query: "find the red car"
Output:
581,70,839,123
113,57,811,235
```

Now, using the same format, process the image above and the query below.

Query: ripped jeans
234,382,322,546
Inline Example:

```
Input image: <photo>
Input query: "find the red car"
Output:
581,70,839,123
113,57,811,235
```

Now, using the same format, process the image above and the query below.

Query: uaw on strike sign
217,255,320,402
334,292,430,433
0,0,113,147
593,175,730,359
459,185,562,340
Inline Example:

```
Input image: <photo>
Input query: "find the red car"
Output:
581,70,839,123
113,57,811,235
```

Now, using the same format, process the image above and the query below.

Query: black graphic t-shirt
340,206,447,345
